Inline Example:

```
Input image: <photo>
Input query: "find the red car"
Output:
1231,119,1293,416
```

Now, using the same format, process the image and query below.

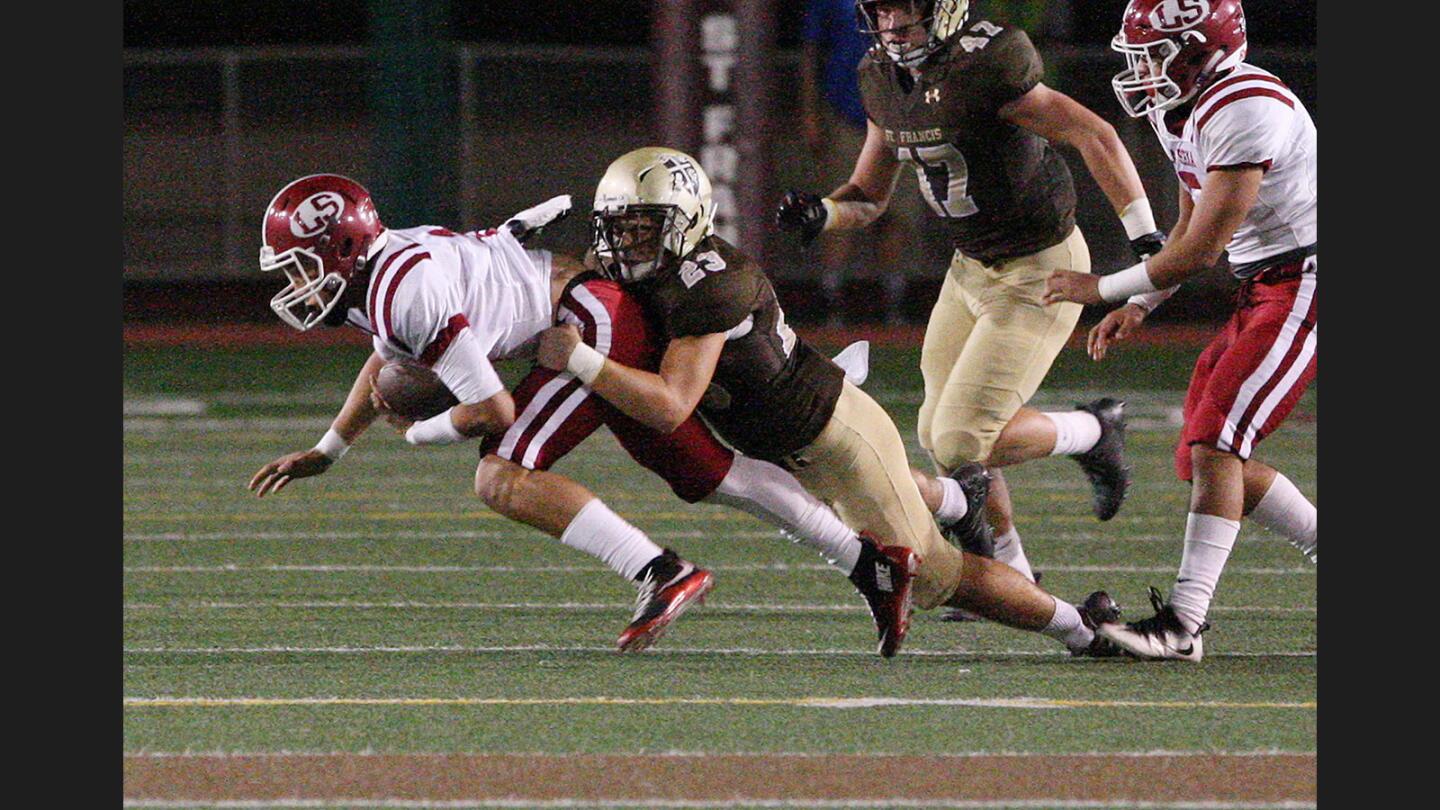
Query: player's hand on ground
775,190,827,245
248,449,332,497
1087,303,1148,361
1043,270,1103,307
538,324,583,371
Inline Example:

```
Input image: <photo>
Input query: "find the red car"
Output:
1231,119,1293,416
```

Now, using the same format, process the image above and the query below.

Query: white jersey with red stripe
344,226,554,405
1147,64,1316,269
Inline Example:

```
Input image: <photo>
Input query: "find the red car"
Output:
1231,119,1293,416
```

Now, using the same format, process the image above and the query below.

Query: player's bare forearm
823,183,889,230
1001,84,1146,215
591,334,725,434
1145,167,1262,288
824,120,902,231
333,351,386,443
450,392,516,437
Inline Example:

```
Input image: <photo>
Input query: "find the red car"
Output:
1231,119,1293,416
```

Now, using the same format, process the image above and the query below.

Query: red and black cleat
848,533,920,658
617,549,714,653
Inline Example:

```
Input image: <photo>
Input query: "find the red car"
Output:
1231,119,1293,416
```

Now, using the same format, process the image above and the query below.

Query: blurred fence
124,42,1314,318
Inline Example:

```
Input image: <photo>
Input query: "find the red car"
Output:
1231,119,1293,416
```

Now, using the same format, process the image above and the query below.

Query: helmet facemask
1111,35,1187,117
858,0,935,67
856,0,967,69
592,204,692,284
260,240,349,331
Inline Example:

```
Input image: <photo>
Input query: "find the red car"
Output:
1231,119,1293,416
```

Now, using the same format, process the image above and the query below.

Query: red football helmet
259,174,386,331
1111,0,1248,118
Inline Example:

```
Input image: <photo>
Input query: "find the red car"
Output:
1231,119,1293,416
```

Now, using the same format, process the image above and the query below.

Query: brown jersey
858,20,1076,265
631,236,845,462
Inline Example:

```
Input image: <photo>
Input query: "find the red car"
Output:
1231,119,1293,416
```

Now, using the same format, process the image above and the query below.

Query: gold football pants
789,381,964,609
917,227,1091,469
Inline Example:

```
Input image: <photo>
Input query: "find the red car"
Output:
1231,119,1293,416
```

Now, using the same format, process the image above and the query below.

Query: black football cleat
617,549,714,653
848,533,919,658
1072,398,1131,521
938,462,996,558
1097,586,1208,662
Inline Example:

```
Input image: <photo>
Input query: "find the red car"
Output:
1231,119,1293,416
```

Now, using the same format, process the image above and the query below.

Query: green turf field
123,339,1316,806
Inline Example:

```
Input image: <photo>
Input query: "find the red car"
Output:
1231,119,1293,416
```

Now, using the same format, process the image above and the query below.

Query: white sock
933,475,969,523
704,453,862,574
1249,473,1317,563
993,527,1035,582
559,499,665,582
1169,512,1242,634
1041,596,1094,651
1044,411,1103,456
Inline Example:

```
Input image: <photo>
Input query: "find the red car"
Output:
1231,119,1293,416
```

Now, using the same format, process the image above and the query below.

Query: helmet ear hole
340,237,355,258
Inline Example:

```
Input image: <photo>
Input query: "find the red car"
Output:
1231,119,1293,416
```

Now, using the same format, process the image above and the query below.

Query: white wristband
1097,261,1159,303
566,342,606,386
405,408,467,446
820,197,840,232
1119,198,1158,240
314,428,350,462
1127,285,1180,313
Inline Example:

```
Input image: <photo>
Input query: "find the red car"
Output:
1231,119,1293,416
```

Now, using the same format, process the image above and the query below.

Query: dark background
123,0,1315,47
122,1,1317,325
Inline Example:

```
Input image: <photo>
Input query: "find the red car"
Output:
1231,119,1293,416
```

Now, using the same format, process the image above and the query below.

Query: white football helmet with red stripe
1111,0,1248,118
260,174,387,331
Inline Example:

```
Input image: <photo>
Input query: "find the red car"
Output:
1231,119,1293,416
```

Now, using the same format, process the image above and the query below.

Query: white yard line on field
122,695,1314,710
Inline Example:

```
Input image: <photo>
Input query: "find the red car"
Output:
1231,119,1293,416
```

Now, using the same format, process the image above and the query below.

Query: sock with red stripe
559,498,666,582
1248,473,1317,563
1169,512,1242,634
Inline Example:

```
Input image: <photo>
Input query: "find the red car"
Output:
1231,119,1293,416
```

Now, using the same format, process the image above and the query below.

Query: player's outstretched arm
999,83,1163,259
537,324,724,434
776,120,900,243
1044,167,1262,308
249,351,387,497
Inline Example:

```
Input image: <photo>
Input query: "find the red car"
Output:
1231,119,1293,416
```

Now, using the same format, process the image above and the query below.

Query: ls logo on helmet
290,192,346,238
1149,0,1210,31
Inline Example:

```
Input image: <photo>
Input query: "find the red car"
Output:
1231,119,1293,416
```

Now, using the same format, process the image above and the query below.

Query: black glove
1129,230,1166,261
775,190,828,245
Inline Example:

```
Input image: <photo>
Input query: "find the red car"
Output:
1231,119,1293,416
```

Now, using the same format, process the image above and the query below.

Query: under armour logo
925,88,941,104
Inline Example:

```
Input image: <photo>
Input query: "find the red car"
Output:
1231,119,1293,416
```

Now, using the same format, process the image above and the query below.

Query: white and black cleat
1097,587,1208,662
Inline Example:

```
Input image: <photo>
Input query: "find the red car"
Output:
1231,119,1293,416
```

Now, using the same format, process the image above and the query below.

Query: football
373,361,459,422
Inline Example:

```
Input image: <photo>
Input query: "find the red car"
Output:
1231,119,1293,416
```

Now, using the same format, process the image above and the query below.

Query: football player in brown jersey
777,0,1166,592
538,147,1122,657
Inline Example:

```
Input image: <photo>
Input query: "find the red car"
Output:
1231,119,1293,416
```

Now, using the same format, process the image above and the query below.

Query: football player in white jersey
1043,0,1317,661
245,174,932,655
